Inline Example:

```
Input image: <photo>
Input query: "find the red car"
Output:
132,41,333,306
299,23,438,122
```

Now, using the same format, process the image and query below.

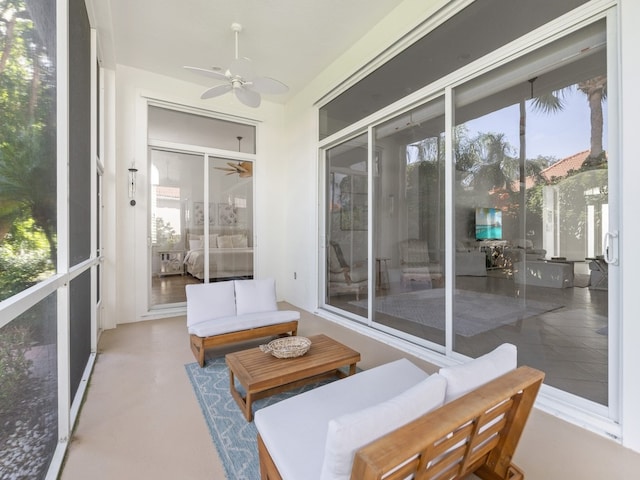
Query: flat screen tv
475,207,502,240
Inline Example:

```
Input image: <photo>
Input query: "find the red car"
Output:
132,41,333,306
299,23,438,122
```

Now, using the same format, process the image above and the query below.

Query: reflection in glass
205,157,254,281
150,150,203,307
454,22,608,405
373,98,446,346
326,134,369,314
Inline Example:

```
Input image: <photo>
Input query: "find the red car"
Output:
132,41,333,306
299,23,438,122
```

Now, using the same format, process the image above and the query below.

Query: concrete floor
60,305,640,480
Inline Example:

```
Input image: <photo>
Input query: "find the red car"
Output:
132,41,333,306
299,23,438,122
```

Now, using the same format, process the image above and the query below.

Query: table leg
229,369,253,421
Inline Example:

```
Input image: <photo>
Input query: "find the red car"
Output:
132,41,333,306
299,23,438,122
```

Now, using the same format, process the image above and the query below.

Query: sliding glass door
147,105,256,308
150,150,202,307
325,134,369,316
321,15,615,409
371,97,446,346
149,149,255,308
452,20,609,404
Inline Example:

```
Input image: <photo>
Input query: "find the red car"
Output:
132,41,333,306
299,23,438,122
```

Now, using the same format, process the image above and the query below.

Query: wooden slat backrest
351,366,544,480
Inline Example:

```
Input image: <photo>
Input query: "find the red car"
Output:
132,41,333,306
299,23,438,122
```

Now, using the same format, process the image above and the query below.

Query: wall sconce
128,164,138,206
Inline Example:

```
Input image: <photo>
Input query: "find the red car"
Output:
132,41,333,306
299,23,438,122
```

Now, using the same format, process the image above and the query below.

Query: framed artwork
193,202,215,226
218,203,238,226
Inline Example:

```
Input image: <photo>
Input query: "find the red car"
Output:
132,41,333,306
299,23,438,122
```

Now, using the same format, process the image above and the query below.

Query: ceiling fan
184,23,288,108
215,161,253,178
214,137,253,178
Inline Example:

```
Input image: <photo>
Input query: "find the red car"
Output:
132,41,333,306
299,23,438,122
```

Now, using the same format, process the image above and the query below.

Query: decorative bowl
259,336,312,359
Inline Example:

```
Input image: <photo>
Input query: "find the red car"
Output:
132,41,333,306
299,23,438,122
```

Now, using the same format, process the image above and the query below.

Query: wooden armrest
351,366,544,480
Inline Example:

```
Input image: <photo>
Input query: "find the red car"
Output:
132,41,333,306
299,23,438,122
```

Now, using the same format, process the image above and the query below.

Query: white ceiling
89,0,407,104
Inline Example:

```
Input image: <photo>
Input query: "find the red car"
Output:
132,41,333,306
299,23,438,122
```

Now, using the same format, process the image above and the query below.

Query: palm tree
578,75,607,164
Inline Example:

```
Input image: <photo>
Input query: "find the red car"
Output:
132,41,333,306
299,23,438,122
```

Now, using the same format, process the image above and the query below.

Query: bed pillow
439,343,517,403
234,278,278,314
320,373,447,480
231,234,248,248
189,239,202,250
209,234,218,248
217,235,233,248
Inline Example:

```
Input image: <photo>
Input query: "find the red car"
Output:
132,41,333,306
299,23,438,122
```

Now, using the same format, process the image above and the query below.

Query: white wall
278,0,444,311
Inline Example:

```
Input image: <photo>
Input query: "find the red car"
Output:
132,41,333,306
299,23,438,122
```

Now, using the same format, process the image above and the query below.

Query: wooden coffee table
225,334,360,421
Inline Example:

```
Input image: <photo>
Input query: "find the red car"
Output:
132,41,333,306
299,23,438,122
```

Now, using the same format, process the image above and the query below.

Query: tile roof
540,150,591,182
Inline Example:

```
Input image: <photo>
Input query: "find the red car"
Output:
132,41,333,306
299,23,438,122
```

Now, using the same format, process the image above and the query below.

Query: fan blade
235,86,261,108
184,66,228,81
228,57,255,81
250,76,289,95
201,84,233,100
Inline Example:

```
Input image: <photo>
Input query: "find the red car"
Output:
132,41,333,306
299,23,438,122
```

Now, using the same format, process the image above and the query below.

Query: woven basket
260,336,312,359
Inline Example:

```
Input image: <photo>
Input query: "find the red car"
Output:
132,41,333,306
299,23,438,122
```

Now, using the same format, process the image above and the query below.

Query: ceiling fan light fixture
184,22,288,108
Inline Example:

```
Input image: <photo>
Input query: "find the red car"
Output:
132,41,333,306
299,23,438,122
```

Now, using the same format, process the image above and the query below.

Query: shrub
0,325,33,418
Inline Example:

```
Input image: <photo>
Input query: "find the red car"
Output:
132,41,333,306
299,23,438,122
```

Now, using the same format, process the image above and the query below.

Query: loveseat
255,343,544,480
186,278,299,367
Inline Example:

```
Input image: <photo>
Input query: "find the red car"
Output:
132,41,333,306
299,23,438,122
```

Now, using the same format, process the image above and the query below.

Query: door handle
604,231,618,265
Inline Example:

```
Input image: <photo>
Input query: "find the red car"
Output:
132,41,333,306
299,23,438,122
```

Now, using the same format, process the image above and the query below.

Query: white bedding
183,247,253,280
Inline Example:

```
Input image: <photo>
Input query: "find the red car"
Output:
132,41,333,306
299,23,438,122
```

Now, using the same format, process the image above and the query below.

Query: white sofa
186,278,299,367
256,343,527,480
513,260,573,288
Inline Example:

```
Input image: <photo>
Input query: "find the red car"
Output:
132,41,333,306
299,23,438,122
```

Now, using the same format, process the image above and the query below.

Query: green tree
0,0,56,296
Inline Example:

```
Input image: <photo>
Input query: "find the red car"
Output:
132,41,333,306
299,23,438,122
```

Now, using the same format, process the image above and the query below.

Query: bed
184,230,254,280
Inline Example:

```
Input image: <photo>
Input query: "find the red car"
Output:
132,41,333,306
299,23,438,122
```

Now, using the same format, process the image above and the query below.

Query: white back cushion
319,373,447,480
439,343,517,403
185,281,236,327
234,278,277,315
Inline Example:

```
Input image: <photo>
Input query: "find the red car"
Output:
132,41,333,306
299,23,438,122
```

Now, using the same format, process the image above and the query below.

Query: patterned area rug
350,289,562,337
185,357,346,480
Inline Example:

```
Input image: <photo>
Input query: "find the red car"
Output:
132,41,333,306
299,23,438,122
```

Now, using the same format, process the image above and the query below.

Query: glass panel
453,21,608,405
320,0,588,139
70,270,91,399
325,134,369,313
0,0,57,300
372,98,446,345
148,106,256,153
205,157,254,281
0,294,58,478
150,150,203,307
69,0,91,265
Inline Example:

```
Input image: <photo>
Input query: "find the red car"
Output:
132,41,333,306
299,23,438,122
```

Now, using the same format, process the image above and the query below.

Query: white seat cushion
185,281,236,327
234,278,278,315
255,358,430,480
187,310,299,337
439,343,517,403
320,373,446,480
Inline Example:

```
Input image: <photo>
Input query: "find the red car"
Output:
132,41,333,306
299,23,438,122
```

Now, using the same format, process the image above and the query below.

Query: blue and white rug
185,356,344,479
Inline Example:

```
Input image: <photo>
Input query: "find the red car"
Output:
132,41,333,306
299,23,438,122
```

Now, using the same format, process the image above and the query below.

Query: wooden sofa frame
257,365,544,480
189,321,298,368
